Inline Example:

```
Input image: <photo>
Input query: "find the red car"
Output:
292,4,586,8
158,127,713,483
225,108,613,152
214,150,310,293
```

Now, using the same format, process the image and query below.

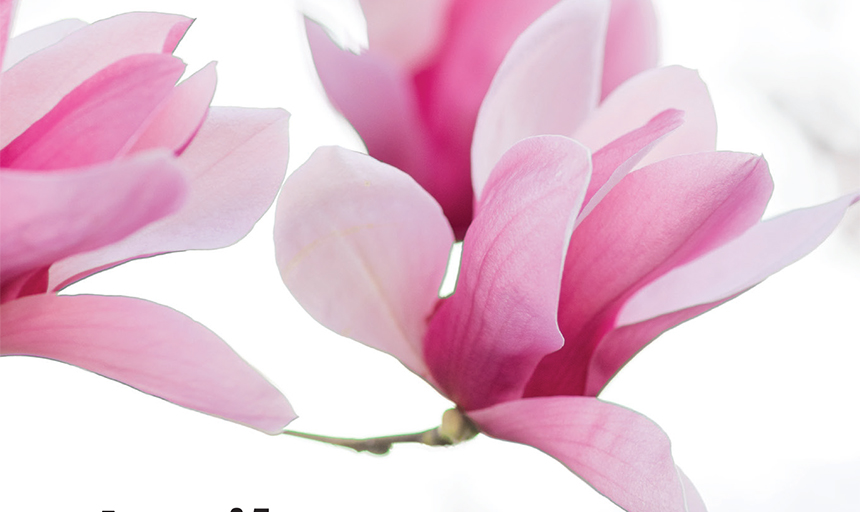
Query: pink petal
3,19,87,71
601,0,659,99
307,21,443,222
470,397,702,512
123,61,217,155
48,107,290,290
574,66,717,169
471,0,608,199
1,12,192,147
0,151,186,294
1,53,186,170
360,0,454,69
525,152,774,398
619,192,860,326
0,294,295,434
578,108,684,225
274,146,454,379
424,136,591,410
582,192,860,394
412,0,563,234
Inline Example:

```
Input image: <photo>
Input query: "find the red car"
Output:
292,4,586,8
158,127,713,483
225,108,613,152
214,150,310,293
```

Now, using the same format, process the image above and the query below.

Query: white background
2,0,858,510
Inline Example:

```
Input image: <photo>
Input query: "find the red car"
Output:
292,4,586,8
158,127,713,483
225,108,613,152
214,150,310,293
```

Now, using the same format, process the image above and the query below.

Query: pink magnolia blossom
308,0,659,235
0,10,294,434
275,0,859,508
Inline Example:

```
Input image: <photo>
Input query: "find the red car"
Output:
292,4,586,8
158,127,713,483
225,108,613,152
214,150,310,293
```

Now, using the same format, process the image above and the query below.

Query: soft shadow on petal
1,53,186,170
471,0,609,198
470,396,700,512
574,66,717,168
49,107,290,290
425,136,590,410
0,294,296,434
527,152,773,397
274,146,453,379
0,151,186,292
1,12,192,147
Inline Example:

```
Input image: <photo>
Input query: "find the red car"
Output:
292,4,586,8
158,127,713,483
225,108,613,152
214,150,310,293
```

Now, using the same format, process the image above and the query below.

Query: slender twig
282,408,479,455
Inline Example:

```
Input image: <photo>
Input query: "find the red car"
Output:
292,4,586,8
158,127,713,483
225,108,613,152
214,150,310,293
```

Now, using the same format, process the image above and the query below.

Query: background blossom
0,9,293,433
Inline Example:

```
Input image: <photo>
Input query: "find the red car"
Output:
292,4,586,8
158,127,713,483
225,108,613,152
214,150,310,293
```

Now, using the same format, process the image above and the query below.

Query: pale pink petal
1,53,185,170
274,146,453,379
0,12,192,147
470,397,700,512
0,151,186,292
525,152,773,397
471,0,608,198
3,19,87,71
0,294,295,434
581,192,860,394
578,108,684,225
307,22,442,219
601,0,659,99
48,107,289,290
360,0,454,69
620,192,860,325
123,62,217,155
424,136,591,410
574,66,717,169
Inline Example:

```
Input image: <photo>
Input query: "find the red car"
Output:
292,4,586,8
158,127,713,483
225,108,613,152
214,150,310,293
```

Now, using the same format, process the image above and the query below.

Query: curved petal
471,0,609,199
360,0,454,69
578,108,684,225
412,0,563,234
49,107,290,290
274,146,454,379
1,12,192,147
1,53,186,170
619,192,860,326
601,0,659,99
526,152,774,398
3,18,87,71
0,151,186,293
124,61,217,155
307,22,442,217
424,136,591,410
574,66,717,168
470,397,702,512
583,192,860,394
0,294,295,434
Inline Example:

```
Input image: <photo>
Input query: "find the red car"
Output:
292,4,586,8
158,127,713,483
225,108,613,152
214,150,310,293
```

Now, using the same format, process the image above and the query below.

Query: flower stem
282,408,479,455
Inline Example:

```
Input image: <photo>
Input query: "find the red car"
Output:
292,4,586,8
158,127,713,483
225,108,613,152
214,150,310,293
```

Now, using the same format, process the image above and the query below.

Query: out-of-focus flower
0,10,294,434
308,0,659,236
275,0,858,508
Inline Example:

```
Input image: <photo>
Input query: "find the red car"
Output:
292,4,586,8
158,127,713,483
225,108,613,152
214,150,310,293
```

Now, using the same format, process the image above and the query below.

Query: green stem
282,408,479,455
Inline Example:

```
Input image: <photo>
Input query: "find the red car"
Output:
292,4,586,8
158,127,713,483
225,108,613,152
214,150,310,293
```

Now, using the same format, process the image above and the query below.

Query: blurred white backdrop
1,0,858,511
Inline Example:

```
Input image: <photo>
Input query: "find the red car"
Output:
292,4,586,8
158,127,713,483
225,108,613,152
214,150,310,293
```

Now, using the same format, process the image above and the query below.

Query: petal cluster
309,0,659,236
0,11,294,433
279,0,858,508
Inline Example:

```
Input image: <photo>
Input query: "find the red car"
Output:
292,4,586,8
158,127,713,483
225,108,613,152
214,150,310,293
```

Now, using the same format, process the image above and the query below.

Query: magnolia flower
275,0,858,509
0,11,294,433
308,0,659,235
